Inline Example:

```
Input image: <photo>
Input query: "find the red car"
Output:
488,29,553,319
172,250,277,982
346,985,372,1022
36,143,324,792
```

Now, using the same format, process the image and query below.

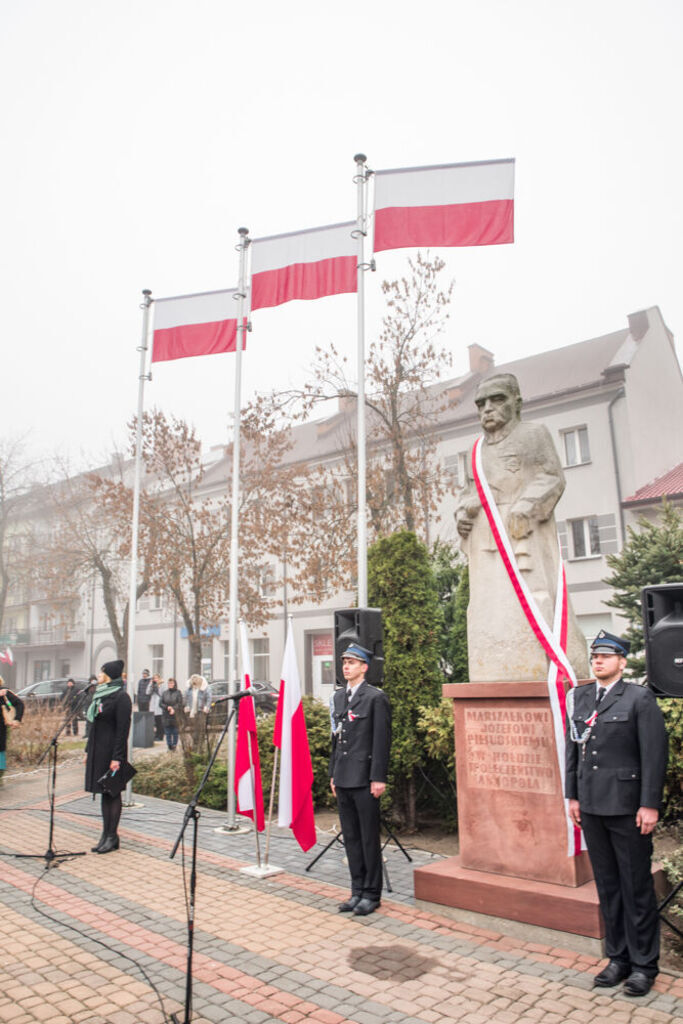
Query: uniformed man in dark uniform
330,642,392,917
565,630,668,996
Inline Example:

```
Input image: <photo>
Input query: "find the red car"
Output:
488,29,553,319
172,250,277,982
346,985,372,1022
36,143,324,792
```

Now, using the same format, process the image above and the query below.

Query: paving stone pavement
1,762,682,1024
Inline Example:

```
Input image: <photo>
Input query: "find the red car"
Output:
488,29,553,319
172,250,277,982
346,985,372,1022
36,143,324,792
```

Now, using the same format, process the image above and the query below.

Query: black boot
96,834,120,854
91,831,107,852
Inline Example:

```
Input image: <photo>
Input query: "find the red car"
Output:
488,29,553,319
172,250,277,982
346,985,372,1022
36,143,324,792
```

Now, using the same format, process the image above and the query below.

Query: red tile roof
623,462,683,504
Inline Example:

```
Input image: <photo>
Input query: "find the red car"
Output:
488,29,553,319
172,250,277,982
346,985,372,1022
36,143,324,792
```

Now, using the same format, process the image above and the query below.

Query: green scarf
86,681,123,723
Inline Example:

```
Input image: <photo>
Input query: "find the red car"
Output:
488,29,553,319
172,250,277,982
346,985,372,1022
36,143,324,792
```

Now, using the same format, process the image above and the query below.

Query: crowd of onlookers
135,668,212,751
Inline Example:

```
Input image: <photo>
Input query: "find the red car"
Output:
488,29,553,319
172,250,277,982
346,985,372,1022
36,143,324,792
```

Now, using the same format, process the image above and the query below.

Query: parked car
17,677,91,718
208,679,279,721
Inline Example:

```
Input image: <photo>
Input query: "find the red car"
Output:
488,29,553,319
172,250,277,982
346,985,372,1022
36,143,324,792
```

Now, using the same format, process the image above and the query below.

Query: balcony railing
1,627,85,647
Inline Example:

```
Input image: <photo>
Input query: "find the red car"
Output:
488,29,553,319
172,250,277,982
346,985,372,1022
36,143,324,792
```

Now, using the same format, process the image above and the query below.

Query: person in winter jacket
147,674,165,741
84,660,132,854
161,677,183,751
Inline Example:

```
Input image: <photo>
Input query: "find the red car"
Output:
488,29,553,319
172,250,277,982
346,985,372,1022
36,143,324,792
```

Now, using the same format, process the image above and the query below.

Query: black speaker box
334,608,384,686
642,583,683,698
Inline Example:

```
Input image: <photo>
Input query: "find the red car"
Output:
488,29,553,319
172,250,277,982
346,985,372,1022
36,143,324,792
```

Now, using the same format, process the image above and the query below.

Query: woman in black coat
0,678,24,774
84,659,132,854
160,677,183,751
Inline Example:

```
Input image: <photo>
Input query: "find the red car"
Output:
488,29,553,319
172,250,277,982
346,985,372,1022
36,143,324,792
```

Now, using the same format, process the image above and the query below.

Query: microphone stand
12,689,90,868
169,691,251,1024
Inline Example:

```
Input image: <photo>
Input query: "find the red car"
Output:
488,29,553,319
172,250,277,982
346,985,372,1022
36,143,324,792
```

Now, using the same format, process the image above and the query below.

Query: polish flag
273,624,316,851
0,647,13,666
235,623,265,831
373,158,515,253
251,222,357,312
152,288,243,363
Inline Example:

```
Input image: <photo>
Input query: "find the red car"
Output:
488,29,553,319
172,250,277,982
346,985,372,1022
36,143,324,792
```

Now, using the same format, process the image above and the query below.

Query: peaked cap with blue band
590,629,630,657
341,642,372,664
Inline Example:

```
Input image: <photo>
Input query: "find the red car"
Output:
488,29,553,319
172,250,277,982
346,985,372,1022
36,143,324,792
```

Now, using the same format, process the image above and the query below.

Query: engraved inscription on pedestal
464,707,556,795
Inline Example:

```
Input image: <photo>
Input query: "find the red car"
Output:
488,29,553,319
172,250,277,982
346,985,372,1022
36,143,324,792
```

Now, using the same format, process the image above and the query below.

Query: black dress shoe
96,834,120,854
593,961,631,987
338,896,362,912
353,898,380,916
624,970,654,996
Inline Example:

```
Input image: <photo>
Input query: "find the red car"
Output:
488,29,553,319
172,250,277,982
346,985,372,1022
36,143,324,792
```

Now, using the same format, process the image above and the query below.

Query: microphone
210,688,256,705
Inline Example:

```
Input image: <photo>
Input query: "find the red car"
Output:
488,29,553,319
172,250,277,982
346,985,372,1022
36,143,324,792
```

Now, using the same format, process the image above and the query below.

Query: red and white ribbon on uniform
472,437,585,856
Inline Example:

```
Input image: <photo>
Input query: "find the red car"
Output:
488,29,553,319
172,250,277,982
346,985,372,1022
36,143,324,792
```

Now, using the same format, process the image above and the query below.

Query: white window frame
251,637,270,682
150,644,164,678
445,451,469,488
568,516,601,559
561,426,591,467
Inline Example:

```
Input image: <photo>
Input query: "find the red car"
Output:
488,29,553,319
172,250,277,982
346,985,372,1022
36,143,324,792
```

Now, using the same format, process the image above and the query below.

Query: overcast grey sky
2,0,682,468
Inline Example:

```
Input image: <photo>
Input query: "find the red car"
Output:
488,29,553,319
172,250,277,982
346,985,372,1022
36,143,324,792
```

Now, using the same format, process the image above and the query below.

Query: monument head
474,374,522,440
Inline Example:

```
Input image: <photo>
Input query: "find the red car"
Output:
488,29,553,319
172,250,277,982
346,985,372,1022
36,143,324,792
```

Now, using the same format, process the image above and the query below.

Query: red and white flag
152,288,243,363
234,623,265,831
273,623,316,851
0,647,13,666
251,222,357,312
373,158,514,253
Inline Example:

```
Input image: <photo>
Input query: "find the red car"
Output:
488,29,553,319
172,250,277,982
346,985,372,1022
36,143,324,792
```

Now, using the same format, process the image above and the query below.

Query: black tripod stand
305,816,411,893
659,880,683,939
12,693,89,868
169,690,252,1024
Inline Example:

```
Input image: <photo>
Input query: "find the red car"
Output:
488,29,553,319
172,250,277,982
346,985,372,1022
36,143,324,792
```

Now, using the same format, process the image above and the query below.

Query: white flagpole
124,289,152,805
225,228,250,829
353,154,369,607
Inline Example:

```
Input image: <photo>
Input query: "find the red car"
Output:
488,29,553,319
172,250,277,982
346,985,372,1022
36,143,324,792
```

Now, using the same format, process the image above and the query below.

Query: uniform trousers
581,811,659,975
336,785,383,901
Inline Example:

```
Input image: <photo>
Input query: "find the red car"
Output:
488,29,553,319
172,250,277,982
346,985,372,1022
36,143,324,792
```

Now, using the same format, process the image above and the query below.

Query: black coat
330,681,391,788
84,683,132,794
565,679,668,815
161,687,183,727
0,689,24,754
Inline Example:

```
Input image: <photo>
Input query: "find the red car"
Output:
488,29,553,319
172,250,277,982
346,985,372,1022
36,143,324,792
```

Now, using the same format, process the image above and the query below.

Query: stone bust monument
455,373,589,683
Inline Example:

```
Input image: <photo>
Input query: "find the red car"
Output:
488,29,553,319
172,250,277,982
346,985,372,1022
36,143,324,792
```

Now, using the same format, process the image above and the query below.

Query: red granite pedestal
413,680,605,939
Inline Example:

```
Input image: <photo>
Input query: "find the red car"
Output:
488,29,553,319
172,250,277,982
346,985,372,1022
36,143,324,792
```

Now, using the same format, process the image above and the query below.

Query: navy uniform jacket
565,679,668,815
329,681,392,789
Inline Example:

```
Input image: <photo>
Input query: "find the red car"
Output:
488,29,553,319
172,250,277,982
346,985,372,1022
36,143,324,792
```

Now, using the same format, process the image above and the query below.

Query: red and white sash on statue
472,437,585,856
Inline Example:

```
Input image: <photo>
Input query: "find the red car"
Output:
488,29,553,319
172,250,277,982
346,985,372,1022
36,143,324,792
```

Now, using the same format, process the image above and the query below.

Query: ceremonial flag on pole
235,622,265,831
0,647,13,665
151,288,242,363
373,158,515,253
272,623,316,851
251,222,357,311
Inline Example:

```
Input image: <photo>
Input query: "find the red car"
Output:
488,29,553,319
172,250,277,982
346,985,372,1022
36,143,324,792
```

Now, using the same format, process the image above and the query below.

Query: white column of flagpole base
239,863,284,878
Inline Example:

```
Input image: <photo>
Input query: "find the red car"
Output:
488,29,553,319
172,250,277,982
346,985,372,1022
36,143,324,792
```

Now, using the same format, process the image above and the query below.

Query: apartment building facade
4,306,681,700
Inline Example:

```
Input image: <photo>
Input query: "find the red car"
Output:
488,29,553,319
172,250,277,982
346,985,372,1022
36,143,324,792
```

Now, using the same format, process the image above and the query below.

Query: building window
569,517,601,559
33,660,51,682
60,660,71,677
251,638,270,682
259,565,277,598
150,594,164,611
223,641,231,680
445,451,469,488
562,426,590,467
201,642,213,682
150,644,164,678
